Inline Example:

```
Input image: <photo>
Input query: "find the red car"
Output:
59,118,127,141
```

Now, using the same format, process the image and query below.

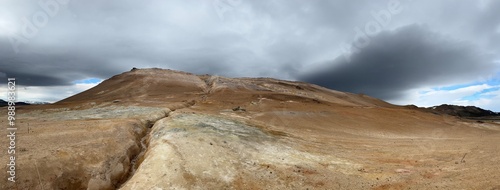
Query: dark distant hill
426,104,499,118
3,68,500,190
0,99,31,107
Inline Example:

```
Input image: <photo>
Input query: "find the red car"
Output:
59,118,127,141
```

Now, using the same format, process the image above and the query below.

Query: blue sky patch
72,78,103,84
432,82,483,91
485,77,500,86
432,75,500,92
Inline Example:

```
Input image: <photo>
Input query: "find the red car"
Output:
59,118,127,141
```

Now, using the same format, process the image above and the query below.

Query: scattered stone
232,106,246,112
395,169,412,174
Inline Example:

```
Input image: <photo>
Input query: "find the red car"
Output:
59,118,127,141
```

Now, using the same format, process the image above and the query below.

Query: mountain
1,68,499,190
427,104,500,118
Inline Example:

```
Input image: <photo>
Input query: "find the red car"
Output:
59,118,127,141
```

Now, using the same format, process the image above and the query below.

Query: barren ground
1,68,499,190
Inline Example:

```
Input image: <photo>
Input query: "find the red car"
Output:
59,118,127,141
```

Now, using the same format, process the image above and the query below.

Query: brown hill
1,68,499,190
56,68,394,108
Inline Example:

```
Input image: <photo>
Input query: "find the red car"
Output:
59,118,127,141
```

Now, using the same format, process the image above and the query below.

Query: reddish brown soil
1,68,499,190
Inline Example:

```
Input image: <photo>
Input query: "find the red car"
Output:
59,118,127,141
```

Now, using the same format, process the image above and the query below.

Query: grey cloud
475,1,500,50
299,24,499,100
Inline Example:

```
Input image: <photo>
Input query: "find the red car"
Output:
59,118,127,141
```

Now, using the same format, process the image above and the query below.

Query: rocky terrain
1,68,499,190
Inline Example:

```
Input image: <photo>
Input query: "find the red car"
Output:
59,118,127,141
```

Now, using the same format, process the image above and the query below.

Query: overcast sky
1,0,499,111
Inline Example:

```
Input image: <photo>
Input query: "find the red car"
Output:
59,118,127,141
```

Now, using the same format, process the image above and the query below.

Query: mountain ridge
55,68,396,108
38,67,500,118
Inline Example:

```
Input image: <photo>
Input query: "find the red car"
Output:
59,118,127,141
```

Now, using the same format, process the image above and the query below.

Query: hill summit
56,68,393,108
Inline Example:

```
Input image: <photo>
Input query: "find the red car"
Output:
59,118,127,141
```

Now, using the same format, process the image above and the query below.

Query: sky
0,0,499,111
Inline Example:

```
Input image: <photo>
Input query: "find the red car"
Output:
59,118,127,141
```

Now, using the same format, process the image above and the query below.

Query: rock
232,106,246,112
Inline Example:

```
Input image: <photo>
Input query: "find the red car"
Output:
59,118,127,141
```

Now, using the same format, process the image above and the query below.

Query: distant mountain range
426,104,500,118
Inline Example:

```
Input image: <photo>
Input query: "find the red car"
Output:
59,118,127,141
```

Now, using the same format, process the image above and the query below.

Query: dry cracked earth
1,68,499,190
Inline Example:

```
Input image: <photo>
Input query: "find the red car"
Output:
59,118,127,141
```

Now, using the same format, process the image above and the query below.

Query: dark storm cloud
0,0,387,86
0,71,68,86
299,24,499,100
0,0,499,105
0,37,125,85
0,0,245,85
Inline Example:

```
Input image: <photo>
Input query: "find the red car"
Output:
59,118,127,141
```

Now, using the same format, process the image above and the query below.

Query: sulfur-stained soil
1,68,499,190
